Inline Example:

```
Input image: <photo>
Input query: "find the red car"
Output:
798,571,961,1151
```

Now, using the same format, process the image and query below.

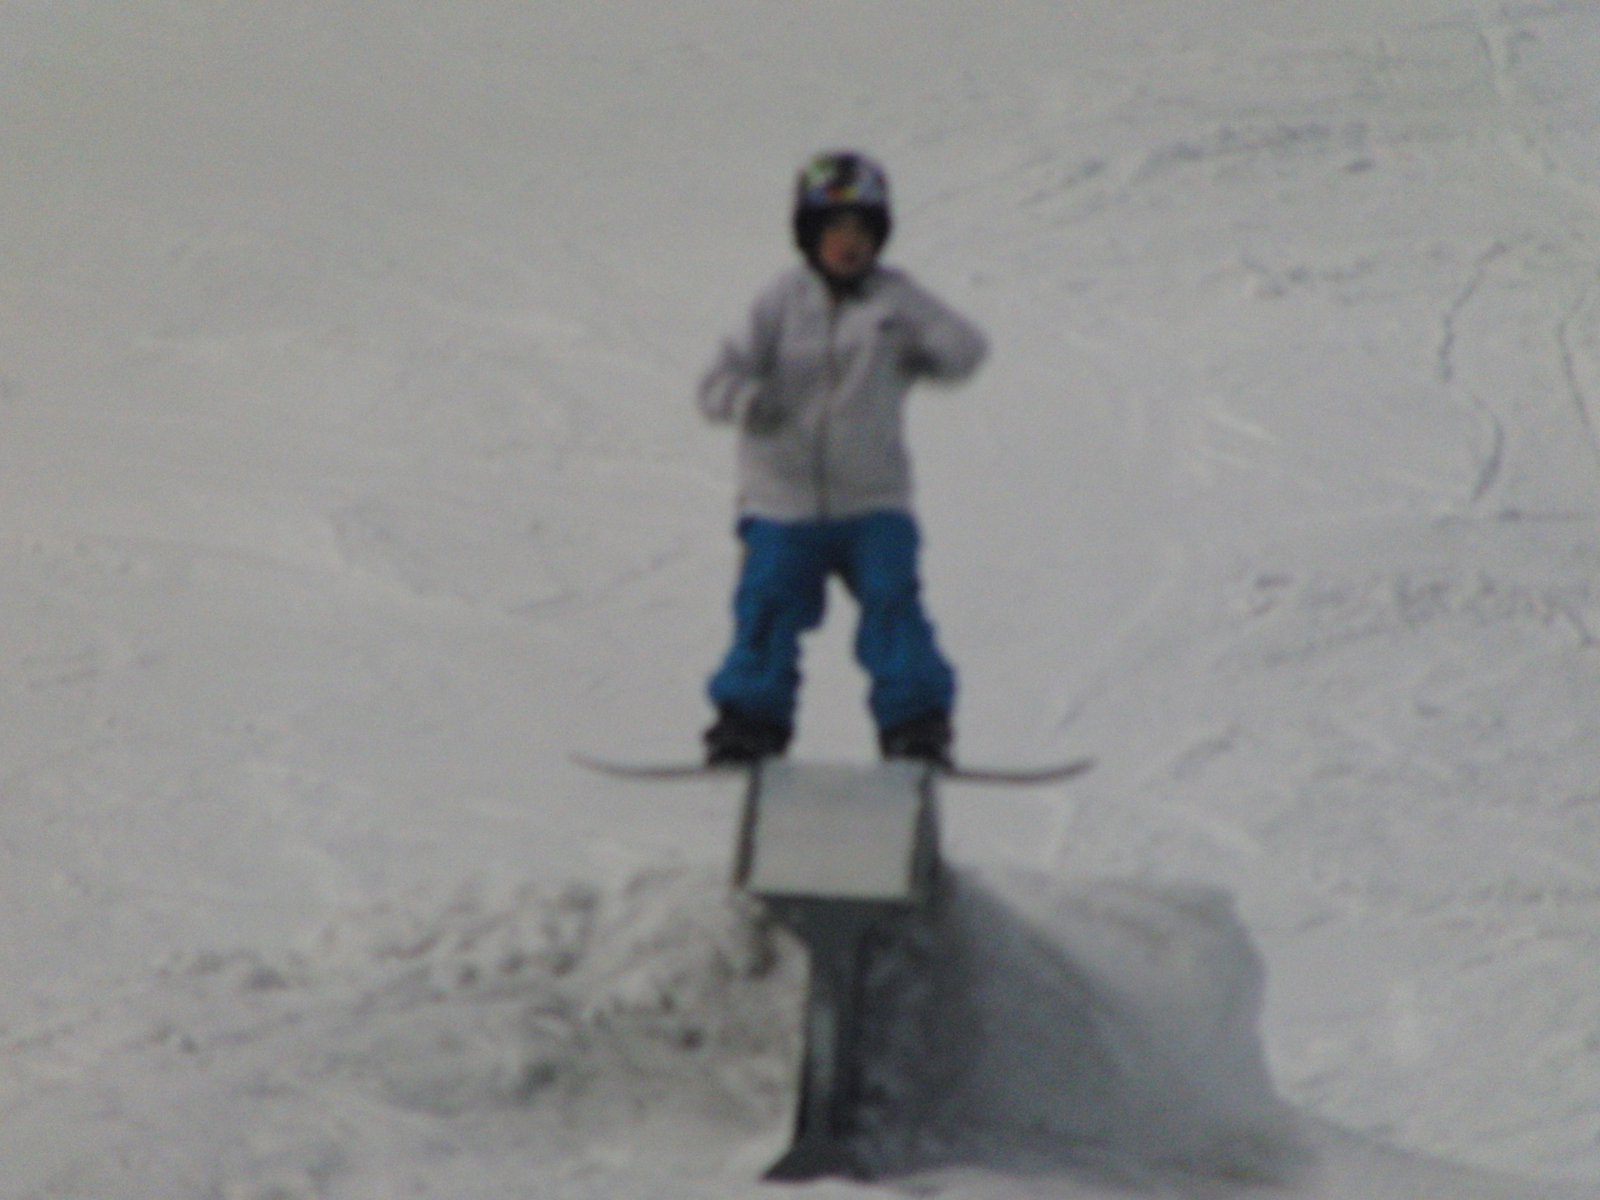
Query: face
815,210,881,281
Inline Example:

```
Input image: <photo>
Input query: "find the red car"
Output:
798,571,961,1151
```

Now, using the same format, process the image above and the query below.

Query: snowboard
572,752,1094,785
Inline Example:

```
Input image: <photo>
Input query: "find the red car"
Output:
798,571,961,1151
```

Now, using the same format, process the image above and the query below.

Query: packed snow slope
2,2,1598,1197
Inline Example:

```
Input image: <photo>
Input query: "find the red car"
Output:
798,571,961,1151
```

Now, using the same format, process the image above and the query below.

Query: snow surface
3,2,1599,1197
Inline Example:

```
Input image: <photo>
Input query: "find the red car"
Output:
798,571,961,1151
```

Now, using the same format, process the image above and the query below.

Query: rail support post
732,761,939,1181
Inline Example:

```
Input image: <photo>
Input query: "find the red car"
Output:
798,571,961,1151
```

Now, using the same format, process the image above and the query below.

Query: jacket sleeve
697,285,783,428
900,280,987,383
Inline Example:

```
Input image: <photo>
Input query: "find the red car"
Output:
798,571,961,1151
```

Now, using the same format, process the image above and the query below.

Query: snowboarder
698,150,988,766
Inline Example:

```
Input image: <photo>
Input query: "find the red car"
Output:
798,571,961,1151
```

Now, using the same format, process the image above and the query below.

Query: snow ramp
0,864,1584,1199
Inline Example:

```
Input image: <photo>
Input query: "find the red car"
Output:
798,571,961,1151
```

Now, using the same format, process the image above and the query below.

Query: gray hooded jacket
698,264,987,521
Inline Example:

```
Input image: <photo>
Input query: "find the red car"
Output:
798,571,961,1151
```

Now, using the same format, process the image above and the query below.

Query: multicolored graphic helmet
792,150,892,260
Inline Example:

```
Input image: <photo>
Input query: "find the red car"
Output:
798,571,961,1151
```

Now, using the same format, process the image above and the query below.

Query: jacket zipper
816,299,841,519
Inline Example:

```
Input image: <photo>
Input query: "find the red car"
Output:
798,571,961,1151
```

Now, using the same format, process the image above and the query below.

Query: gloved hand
900,345,938,377
738,384,786,434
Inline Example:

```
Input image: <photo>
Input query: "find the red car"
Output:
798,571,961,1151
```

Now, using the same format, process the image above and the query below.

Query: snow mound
278,863,1302,1181
0,861,1303,1195
231,867,809,1151
850,868,1306,1183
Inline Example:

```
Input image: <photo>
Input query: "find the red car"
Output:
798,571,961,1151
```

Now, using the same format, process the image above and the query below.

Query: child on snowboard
698,150,987,766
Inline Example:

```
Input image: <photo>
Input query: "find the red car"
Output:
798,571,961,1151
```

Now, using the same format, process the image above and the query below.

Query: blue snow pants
708,511,956,732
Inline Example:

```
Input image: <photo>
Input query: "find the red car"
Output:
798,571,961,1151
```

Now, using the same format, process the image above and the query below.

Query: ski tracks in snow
1450,8,1600,514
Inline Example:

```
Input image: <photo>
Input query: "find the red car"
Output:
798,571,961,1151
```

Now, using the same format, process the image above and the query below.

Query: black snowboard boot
703,706,792,765
878,711,954,768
